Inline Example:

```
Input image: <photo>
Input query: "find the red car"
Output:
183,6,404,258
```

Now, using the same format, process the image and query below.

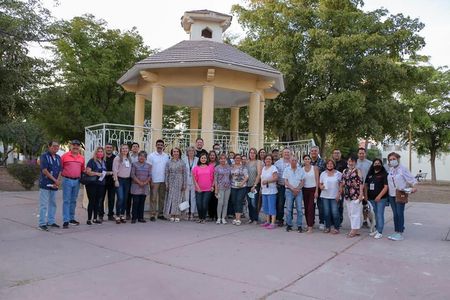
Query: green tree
404,67,450,183
232,0,425,155
34,15,152,141
0,0,53,123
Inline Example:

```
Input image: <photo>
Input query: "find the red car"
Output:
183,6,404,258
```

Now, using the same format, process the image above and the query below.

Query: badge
124,160,130,168
369,183,375,191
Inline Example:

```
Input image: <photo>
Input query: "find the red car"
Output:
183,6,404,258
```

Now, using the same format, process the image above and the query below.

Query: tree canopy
232,0,426,153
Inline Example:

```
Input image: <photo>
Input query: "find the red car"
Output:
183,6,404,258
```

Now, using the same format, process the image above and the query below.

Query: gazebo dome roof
117,39,285,93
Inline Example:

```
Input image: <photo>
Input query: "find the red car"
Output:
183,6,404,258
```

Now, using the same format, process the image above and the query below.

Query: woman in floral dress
164,148,186,222
341,156,364,237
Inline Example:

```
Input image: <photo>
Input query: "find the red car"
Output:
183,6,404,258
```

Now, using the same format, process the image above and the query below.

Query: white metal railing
85,123,314,160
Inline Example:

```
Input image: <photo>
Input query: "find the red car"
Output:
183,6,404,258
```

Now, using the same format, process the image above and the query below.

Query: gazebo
85,10,313,158
120,9,283,149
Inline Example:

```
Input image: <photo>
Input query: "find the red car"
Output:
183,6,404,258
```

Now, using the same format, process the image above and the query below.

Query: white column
201,85,215,149
248,92,260,149
134,94,145,144
151,84,164,145
230,106,239,153
190,107,200,146
259,98,265,150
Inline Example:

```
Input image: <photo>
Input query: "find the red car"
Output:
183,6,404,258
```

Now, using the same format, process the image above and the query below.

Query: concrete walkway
0,191,449,300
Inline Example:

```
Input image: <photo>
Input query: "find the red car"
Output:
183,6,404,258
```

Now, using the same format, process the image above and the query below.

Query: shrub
7,163,40,190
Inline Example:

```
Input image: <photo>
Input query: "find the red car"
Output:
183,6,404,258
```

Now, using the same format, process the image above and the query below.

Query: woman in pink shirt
192,153,214,224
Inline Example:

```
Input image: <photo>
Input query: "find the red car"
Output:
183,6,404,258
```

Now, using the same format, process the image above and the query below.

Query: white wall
381,145,449,181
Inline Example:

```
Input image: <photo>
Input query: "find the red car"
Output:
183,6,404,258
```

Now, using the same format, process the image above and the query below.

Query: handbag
392,174,409,204
395,190,409,204
80,173,98,185
179,200,190,211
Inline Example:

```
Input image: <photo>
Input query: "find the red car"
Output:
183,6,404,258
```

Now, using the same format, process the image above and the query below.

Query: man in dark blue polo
38,141,62,231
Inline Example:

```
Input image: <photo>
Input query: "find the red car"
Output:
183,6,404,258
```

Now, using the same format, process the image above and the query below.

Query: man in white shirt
283,156,305,232
274,148,291,226
147,139,169,221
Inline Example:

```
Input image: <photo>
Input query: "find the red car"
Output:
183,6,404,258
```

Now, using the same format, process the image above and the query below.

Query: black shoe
157,215,166,220
126,215,131,220
48,223,60,228
297,227,303,233
120,218,126,223
93,219,102,224
69,220,80,226
150,216,156,222
108,215,115,221
38,225,49,231
286,225,292,232
277,220,284,227
86,220,92,225
138,219,147,223
63,222,69,229
131,219,137,224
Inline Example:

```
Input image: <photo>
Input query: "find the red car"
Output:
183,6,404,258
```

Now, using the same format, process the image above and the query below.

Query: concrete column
230,106,239,153
259,98,265,150
151,84,164,145
134,94,145,144
190,107,200,146
201,85,214,149
248,92,260,149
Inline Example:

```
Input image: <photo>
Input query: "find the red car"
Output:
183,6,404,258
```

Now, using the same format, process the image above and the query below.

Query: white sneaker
369,231,378,237
232,219,237,225
216,219,221,224
374,232,383,239
169,217,175,222
174,218,180,223
235,220,241,226
319,224,325,231
221,218,227,224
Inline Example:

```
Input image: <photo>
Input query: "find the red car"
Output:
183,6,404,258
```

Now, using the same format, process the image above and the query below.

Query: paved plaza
1,190,449,300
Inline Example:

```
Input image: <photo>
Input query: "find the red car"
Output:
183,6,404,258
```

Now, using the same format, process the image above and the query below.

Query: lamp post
408,108,413,172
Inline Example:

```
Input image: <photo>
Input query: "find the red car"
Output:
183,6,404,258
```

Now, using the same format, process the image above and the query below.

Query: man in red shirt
61,140,85,228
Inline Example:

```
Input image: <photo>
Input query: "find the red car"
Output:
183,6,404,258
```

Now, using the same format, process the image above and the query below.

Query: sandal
331,229,339,234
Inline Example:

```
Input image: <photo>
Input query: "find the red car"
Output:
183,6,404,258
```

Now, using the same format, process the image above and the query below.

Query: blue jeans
285,189,303,227
388,196,405,233
369,198,387,234
322,198,340,229
276,184,286,222
247,186,259,222
196,191,212,220
39,189,57,226
62,178,81,222
116,177,131,216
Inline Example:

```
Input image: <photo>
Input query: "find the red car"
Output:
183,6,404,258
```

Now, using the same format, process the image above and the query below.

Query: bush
7,163,40,190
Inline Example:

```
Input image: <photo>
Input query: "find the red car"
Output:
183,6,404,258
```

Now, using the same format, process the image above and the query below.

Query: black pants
208,193,218,219
86,184,105,220
102,183,116,217
247,187,259,222
196,191,212,220
126,192,133,217
132,194,146,221
276,185,286,222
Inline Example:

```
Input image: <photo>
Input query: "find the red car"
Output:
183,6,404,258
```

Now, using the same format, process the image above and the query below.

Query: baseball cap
71,139,81,145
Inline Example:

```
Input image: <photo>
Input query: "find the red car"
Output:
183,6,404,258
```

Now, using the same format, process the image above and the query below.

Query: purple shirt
215,164,231,190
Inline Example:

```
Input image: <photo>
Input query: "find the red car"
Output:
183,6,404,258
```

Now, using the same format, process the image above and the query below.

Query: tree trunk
318,132,327,157
430,148,437,184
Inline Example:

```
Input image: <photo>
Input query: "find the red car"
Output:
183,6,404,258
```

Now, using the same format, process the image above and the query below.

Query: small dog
362,200,376,234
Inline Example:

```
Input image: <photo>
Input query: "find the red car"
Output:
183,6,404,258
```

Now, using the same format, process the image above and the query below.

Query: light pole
408,108,413,172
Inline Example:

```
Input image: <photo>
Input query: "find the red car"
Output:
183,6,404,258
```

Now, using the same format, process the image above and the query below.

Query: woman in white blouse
386,152,417,241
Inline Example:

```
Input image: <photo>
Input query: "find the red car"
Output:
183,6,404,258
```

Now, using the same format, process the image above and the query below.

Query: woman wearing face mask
386,152,417,241
341,156,364,238
319,159,342,234
364,159,388,239
85,146,107,225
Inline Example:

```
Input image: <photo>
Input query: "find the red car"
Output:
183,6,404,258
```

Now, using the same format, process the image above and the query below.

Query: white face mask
389,159,399,167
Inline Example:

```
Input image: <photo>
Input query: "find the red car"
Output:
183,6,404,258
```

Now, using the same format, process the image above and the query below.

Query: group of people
38,138,417,241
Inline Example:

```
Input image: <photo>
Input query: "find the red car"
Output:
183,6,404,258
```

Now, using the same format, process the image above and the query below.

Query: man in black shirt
195,137,208,158
102,143,116,221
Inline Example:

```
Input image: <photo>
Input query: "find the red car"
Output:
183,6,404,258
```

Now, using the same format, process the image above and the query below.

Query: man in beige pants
147,139,169,221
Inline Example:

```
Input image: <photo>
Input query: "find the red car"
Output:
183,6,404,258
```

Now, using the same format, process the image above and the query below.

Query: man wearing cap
38,141,62,231
61,139,85,228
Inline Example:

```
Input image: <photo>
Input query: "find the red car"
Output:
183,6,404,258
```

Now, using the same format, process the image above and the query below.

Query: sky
31,0,450,68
